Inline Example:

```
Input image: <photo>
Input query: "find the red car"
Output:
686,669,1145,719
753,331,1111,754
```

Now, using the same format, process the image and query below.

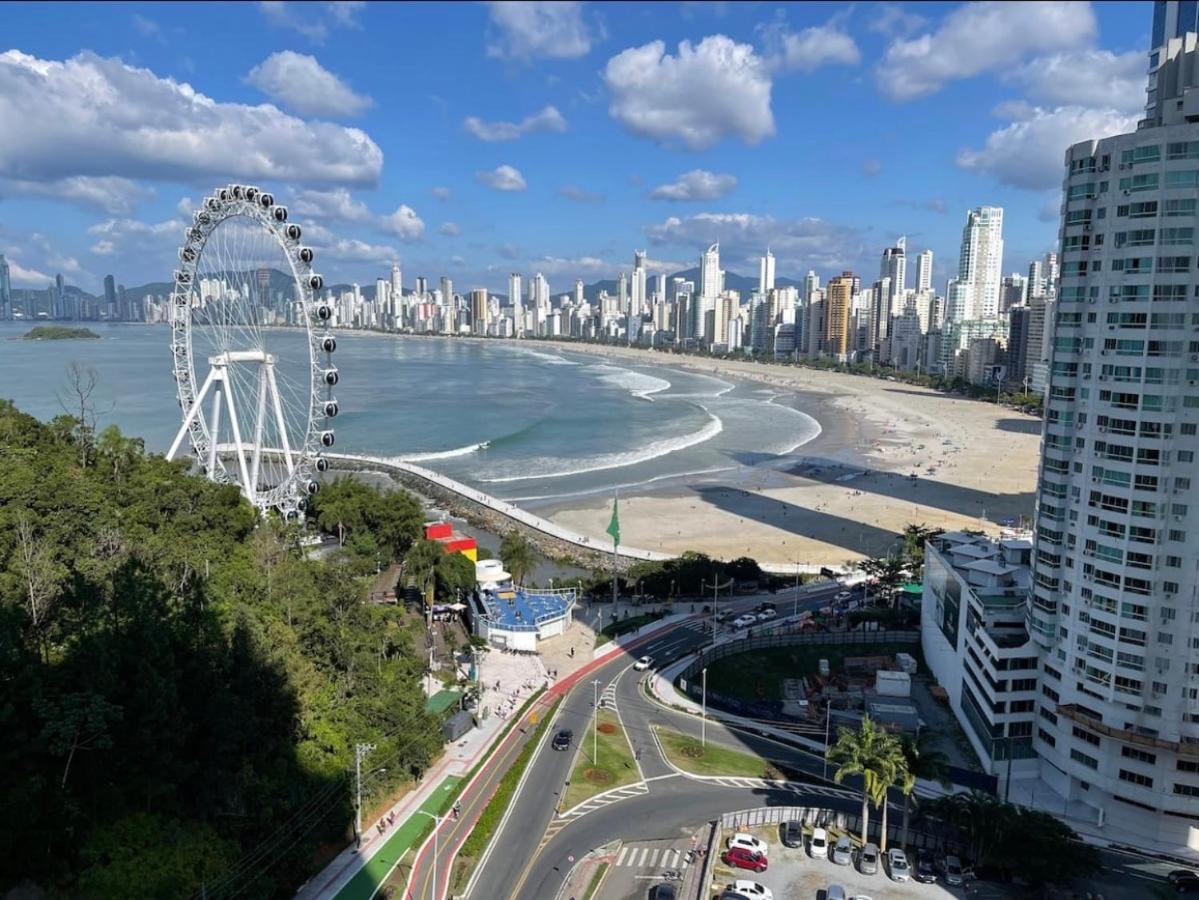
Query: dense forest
0,399,440,898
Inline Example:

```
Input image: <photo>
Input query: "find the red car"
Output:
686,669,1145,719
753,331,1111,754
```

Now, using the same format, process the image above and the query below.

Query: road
439,583,853,900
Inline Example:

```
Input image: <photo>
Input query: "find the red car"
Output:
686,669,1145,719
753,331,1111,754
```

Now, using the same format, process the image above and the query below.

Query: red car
721,847,768,873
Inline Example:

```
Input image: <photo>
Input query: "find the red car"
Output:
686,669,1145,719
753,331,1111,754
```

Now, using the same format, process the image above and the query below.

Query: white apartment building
922,532,1040,779
947,207,1005,323
1027,17,1199,850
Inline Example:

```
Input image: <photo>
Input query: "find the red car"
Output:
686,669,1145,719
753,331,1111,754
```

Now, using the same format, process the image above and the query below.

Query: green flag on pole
606,495,620,546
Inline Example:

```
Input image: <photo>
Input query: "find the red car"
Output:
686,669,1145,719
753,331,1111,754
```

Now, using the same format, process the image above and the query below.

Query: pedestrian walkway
334,776,461,900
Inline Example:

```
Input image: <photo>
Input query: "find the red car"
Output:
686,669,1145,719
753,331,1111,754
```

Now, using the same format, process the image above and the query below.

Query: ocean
0,323,820,505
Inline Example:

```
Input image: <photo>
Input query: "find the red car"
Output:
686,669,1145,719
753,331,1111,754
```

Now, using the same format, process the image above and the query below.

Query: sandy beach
516,342,1042,566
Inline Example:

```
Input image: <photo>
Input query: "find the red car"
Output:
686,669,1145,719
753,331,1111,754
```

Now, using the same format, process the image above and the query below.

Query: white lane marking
616,845,629,866
649,847,660,867
638,846,649,866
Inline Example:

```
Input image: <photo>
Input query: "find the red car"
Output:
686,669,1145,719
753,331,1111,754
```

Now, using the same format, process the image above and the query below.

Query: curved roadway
407,582,883,900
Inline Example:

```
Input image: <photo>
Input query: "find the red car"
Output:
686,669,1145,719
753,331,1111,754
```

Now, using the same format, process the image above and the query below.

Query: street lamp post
353,742,376,850
792,561,801,619
823,704,832,780
701,667,708,749
415,810,442,900
592,678,602,763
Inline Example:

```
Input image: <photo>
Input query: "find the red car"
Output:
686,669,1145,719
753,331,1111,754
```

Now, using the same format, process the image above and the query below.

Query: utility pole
701,667,708,749
592,679,602,762
823,704,832,780
354,742,376,850
793,561,801,619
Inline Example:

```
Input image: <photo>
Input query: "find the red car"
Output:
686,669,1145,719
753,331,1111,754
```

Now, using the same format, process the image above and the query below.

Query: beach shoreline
459,338,1042,566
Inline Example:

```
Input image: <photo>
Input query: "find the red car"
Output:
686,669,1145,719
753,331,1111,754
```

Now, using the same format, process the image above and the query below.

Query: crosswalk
542,782,650,846
695,776,855,799
598,683,618,711
612,843,694,870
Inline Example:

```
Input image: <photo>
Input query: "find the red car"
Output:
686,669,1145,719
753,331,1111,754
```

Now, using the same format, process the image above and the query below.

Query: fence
679,629,921,682
716,804,963,857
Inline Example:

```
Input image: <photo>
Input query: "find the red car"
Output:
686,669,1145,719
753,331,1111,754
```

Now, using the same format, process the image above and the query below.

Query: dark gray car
781,820,803,848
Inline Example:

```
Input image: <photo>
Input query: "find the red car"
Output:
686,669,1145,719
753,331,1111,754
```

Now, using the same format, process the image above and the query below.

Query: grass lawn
335,775,462,900
563,709,639,809
655,726,800,780
704,641,924,701
594,610,667,647
582,861,609,900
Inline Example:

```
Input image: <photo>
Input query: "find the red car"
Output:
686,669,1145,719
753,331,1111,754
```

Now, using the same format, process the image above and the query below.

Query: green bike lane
334,775,462,900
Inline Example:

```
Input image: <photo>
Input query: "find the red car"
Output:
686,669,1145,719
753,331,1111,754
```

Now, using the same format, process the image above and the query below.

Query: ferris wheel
166,184,338,516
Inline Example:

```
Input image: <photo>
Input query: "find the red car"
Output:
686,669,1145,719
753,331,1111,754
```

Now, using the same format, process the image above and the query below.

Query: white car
725,832,769,856
834,591,852,601
633,655,653,671
809,827,828,858
887,848,910,882
732,614,757,628
756,609,777,622
728,880,772,900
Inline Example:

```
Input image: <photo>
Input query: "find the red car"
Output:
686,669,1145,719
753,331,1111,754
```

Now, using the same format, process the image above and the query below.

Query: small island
21,325,101,341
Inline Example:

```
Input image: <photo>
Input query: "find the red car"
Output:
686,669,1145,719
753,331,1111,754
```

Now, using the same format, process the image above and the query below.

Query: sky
0,0,1152,295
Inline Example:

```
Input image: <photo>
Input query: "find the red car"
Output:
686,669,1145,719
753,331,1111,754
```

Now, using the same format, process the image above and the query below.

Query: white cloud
0,175,151,214
603,35,774,150
131,14,165,42
245,51,372,117
485,1,596,61
649,169,737,201
476,165,527,191
867,4,927,36
558,184,604,203
438,222,461,236
0,50,382,188
431,186,452,201
293,187,424,240
464,105,567,141
877,2,1097,101
7,258,54,287
259,1,364,44
759,17,860,73
90,240,116,256
1005,49,1145,114
645,211,867,272
956,105,1139,190
528,255,613,278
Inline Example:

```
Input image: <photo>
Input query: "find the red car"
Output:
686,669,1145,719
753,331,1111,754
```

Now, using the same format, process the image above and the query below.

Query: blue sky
0,1,1151,294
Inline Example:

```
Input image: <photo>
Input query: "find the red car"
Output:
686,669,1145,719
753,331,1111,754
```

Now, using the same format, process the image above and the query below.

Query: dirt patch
597,722,617,734
583,768,614,785
680,742,706,759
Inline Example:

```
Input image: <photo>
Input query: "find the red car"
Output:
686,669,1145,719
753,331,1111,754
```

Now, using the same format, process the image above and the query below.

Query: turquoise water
0,323,819,503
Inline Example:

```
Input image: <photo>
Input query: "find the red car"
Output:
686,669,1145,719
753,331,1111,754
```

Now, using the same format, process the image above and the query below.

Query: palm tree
898,731,951,851
500,531,538,586
827,716,906,846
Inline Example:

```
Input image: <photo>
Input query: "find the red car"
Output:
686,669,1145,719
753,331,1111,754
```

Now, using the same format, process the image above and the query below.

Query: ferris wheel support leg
249,365,269,493
223,378,255,504
167,366,217,460
207,386,223,476
265,363,295,477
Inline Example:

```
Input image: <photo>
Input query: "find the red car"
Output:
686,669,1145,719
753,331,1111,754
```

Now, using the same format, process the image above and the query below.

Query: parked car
732,614,757,628
648,885,677,900
721,847,767,873
943,854,965,886
781,820,803,848
726,832,769,856
809,827,828,858
914,850,937,883
756,608,777,622
887,848,910,882
551,729,573,750
825,886,846,900
835,591,852,601
858,842,879,875
831,835,852,865
1172,871,1199,885
1176,875,1199,895
727,880,772,900
633,655,653,671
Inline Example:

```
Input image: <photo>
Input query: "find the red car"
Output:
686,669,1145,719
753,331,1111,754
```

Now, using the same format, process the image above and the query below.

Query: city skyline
0,1,1151,295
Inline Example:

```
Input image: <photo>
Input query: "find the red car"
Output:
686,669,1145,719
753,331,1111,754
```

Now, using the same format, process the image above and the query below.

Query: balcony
1057,704,1199,757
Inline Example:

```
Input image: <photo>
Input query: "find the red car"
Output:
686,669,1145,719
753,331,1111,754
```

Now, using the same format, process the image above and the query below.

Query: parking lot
710,823,982,900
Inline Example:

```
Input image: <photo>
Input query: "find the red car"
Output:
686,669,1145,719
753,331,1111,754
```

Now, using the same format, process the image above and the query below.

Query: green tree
900,524,942,580
499,531,538,586
826,716,906,846
898,731,950,851
858,555,908,608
